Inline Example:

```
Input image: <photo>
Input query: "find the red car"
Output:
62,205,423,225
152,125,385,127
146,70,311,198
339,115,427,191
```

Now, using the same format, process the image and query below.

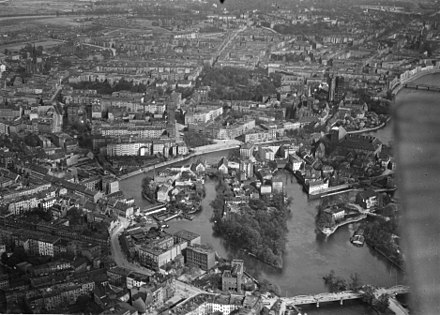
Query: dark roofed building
173,230,201,247
186,245,215,271
222,259,244,294
338,134,382,155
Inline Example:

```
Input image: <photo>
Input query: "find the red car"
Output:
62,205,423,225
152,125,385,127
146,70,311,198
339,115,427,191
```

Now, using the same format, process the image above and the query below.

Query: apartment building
185,107,223,125
186,245,216,271
136,241,184,271
24,234,61,257
106,142,150,157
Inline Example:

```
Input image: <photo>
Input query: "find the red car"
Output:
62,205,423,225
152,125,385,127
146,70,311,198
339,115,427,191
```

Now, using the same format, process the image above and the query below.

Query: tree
1,252,8,264
267,160,278,170
373,294,390,313
348,273,361,290
361,286,375,305
36,46,43,57
23,133,42,147
323,270,348,292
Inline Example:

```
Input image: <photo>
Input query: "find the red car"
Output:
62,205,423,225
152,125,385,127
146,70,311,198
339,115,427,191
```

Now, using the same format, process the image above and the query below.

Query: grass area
183,130,214,148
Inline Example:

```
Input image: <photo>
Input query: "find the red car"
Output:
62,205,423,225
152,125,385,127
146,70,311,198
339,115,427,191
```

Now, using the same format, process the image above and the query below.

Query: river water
119,73,440,314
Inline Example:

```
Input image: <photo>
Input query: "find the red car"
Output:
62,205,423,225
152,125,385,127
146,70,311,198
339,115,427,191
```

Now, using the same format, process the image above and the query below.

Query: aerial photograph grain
0,0,439,314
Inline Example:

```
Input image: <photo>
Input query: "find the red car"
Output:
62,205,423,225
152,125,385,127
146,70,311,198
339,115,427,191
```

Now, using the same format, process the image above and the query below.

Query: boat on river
350,228,365,247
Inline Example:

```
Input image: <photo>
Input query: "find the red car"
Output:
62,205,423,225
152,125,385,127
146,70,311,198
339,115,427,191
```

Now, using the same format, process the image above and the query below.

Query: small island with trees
210,173,290,269
141,163,207,219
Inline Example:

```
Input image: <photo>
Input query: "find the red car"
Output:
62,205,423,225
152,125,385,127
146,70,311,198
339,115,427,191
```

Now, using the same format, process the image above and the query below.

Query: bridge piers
340,298,343,305
316,302,319,308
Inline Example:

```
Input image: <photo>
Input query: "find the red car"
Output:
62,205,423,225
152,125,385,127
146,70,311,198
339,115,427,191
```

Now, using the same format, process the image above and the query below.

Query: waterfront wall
389,64,440,94
346,117,391,135
118,144,240,181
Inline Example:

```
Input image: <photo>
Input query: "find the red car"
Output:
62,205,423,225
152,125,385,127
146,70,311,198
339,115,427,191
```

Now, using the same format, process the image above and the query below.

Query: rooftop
173,229,200,241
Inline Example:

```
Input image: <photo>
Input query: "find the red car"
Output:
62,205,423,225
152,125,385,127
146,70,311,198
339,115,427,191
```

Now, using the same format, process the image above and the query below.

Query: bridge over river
281,285,409,309
403,83,440,92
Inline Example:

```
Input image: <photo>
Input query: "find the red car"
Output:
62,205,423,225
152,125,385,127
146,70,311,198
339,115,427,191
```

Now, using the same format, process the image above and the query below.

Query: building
288,154,304,172
329,126,347,144
307,180,329,195
29,105,63,133
239,160,254,180
328,76,346,103
157,184,172,203
244,130,276,143
24,234,61,257
190,161,206,175
136,242,183,271
338,134,382,155
215,120,256,140
323,206,346,222
218,157,229,174
185,107,223,125
106,142,149,157
239,143,254,159
356,190,379,209
102,176,120,195
258,146,276,161
222,259,244,293
186,245,216,271
173,230,201,248
8,196,39,215
126,272,150,289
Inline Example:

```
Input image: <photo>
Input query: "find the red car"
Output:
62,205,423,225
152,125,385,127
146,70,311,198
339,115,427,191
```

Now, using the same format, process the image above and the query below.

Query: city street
192,139,242,155
109,218,154,276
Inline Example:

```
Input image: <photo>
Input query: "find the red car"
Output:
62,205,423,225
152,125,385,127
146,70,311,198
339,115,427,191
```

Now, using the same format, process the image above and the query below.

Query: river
119,73,440,313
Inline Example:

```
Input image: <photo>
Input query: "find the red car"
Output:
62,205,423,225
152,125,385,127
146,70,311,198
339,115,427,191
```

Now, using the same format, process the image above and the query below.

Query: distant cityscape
0,0,439,314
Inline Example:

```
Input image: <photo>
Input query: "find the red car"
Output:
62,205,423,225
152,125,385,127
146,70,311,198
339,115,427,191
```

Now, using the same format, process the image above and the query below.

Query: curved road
110,218,154,276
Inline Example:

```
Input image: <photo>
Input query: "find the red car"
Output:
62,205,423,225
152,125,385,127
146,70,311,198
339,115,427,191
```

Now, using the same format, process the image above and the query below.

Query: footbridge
281,285,409,308
403,83,440,92
390,65,440,95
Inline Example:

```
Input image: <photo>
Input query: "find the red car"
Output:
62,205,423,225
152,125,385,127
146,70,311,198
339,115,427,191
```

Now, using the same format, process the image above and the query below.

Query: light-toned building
185,107,223,125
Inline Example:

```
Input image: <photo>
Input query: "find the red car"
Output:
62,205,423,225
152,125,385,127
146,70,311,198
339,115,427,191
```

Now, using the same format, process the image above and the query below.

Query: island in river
210,173,290,269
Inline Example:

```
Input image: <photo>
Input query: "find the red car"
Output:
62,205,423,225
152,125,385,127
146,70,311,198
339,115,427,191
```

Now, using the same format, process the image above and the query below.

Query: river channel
119,73,440,313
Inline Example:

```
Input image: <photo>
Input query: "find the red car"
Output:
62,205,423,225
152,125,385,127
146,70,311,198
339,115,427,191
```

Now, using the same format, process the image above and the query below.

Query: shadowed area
395,94,440,315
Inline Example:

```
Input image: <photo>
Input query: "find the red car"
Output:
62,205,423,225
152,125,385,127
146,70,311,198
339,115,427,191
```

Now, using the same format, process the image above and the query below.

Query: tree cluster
69,78,148,95
358,91,390,115
19,44,44,60
199,66,277,101
1,247,28,268
274,23,341,36
183,130,213,148
363,220,403,267
361,286,390,313
323,270,362,293
142,177,158,202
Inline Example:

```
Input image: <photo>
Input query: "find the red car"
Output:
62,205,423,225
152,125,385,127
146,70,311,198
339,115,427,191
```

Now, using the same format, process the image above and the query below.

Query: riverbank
367,242,404,271
118,140,241,180
318,214,368,237
120,165,405,304
346,117,391,135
